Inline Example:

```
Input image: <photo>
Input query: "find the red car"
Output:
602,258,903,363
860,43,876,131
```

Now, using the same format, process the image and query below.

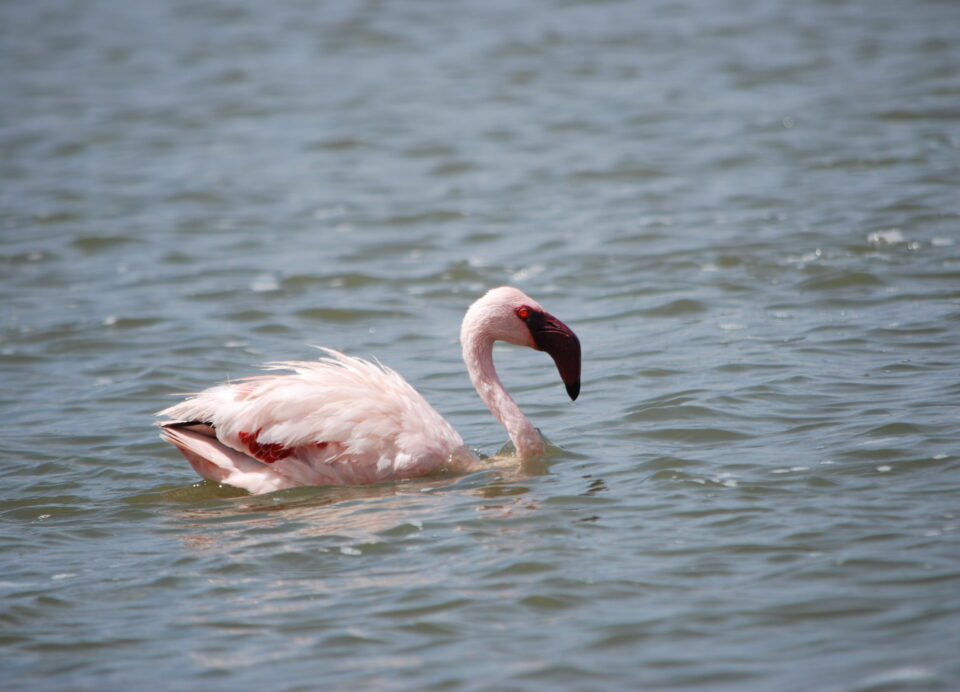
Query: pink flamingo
157,287,581,494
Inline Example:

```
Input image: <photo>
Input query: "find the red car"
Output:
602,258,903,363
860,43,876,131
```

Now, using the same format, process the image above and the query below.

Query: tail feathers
157,420,217,437
159,425,294,495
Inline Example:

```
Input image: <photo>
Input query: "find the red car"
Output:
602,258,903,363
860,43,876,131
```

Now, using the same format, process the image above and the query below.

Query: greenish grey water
2,0,959,689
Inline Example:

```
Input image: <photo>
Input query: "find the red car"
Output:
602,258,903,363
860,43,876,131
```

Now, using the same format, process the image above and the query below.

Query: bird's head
462,286,581,400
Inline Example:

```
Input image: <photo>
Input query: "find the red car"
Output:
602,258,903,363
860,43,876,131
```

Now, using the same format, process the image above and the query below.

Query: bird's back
158,349,478,488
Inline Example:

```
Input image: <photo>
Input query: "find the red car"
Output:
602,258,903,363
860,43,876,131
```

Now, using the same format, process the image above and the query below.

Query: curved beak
529,311,581,400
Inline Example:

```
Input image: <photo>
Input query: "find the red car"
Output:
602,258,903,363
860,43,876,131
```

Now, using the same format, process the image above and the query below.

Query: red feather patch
238,428,293,464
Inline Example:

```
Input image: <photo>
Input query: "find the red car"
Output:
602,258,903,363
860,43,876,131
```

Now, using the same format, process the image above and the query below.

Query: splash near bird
156,287,581,494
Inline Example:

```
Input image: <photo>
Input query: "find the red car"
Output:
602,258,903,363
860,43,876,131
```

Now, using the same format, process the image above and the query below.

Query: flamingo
157,286,581,494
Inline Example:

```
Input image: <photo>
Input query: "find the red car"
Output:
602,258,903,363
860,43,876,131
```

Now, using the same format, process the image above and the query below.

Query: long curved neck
461,326,544,458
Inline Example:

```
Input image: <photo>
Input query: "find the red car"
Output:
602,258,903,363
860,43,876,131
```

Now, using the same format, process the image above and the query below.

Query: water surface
2,0,960,689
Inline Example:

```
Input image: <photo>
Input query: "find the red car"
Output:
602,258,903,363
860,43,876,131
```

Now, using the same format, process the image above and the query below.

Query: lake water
2,0,959,689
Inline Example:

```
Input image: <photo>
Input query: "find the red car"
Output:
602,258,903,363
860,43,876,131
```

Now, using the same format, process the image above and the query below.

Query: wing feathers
157,349,476,490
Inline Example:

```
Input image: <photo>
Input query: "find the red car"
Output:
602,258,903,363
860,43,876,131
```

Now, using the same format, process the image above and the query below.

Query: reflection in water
165,452,557,550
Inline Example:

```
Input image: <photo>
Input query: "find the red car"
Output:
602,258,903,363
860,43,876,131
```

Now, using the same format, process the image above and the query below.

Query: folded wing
157,349,477,492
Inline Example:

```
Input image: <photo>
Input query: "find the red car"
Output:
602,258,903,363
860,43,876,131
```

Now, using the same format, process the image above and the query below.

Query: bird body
158,287,580,494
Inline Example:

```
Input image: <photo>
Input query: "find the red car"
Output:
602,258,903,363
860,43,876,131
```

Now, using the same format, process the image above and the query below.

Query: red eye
517,306,530,320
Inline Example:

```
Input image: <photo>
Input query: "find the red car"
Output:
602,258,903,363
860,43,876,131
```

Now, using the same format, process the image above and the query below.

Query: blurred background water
2,0,960,689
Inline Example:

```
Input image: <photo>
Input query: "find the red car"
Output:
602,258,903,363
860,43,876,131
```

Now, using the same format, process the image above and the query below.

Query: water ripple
3,0,960,689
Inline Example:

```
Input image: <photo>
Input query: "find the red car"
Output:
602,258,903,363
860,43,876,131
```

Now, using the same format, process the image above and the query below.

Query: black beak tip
566,381,580,401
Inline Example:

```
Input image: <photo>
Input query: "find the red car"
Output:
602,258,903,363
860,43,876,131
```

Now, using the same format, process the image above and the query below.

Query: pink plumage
157,287,581,494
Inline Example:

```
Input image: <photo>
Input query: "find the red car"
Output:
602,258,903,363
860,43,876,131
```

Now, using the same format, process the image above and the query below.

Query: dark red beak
525,310,581,400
